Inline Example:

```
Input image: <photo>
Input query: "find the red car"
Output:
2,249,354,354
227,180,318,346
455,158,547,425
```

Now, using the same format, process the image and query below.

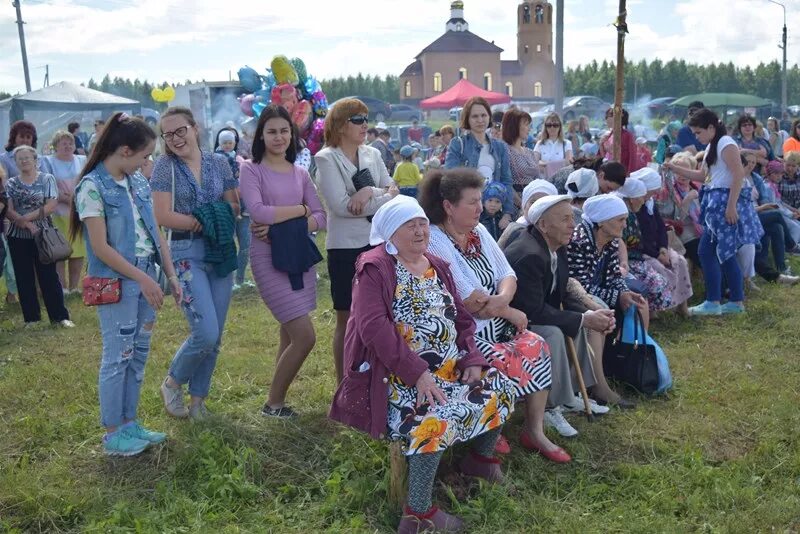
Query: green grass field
2,241,800,533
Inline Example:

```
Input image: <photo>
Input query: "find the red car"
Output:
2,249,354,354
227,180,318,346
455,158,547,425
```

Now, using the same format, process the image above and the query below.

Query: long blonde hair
538,112,565,143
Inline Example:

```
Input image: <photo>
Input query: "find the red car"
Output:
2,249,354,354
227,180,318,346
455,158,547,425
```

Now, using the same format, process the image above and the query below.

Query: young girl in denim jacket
71,113,181,456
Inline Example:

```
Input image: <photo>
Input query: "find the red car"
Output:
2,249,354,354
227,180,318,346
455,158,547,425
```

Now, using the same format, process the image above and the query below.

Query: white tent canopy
0,82,141,150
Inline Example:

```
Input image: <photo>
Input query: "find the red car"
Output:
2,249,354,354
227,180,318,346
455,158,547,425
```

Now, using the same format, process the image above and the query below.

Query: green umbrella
672,93,772,108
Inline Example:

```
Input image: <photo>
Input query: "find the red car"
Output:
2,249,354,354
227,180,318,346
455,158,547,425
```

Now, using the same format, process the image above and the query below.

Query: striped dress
428,225,552,397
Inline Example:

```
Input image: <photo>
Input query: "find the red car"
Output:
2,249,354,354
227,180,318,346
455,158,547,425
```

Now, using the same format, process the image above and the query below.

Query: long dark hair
5,120,37,151
689,108,726,167
213,126,240,152
69,112,156,241
250,104,298,164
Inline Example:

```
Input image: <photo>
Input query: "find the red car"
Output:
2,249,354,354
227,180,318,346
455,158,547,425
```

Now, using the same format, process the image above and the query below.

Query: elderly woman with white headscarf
330,195,516,534
497,179,558,249
565,168,600,224
567,194,649,321
626,168,693,315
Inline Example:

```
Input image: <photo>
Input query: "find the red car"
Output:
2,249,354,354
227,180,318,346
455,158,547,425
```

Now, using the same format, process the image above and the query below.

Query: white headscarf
369,195,429,254
629,167,662,215
565,168,600,199
517,179,559,223
581,193,628,224
614,177,647,199
527,194,572,225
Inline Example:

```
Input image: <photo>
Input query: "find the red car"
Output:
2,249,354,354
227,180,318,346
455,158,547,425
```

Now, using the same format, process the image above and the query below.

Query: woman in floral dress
330,195,514,533
420,168,571,464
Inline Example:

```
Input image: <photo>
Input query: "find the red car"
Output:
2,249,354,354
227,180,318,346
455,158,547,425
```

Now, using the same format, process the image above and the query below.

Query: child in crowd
214,128,253,290
393,145,422,198
636,137,652,168
410,142,425,171
579,131,598,157
71,112,181,456
479,182,509,241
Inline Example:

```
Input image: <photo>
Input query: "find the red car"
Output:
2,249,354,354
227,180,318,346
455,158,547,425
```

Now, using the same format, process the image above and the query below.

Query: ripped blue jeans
97,256,158,428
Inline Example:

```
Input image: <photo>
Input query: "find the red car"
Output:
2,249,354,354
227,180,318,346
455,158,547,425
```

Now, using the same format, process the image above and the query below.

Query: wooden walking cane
561,304,594,422
566,334,594,423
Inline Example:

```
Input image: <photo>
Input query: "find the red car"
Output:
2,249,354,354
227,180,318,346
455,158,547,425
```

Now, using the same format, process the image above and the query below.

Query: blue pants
235,215,251,285
698,230,744,302
757,210,794,272
97,257,157,428
168,239,233,398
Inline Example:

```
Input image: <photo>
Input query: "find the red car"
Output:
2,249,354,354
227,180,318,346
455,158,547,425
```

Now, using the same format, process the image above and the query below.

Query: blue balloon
252,100,267,118
263,70,276,92
238,66,262,93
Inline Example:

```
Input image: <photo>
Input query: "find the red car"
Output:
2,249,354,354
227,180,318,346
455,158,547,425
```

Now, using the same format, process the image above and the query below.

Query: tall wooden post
613,0,627,162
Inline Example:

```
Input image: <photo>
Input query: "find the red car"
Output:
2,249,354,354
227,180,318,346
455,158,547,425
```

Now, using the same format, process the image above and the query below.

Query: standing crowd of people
2,93,799,533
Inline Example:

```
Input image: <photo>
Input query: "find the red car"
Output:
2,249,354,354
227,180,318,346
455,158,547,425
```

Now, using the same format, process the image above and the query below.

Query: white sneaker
543,407,578,437
562,394,610,415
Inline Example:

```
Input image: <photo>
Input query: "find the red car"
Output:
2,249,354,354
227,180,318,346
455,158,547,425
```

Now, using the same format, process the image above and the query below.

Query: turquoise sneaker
687,301,722,316
123,421,167,444
720,302,745,315
103,430,150,457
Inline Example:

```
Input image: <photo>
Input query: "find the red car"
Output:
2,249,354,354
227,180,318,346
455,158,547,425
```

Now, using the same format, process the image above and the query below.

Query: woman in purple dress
240,105,327,418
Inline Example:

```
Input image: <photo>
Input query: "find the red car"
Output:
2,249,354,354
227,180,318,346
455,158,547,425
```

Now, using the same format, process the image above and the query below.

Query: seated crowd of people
1,94,798,533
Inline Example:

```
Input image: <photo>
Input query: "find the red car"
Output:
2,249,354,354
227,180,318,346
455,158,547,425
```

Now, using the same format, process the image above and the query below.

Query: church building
399,1,555,103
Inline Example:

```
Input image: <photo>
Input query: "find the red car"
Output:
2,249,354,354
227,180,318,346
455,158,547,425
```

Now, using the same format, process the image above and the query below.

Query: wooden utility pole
612,0,627,162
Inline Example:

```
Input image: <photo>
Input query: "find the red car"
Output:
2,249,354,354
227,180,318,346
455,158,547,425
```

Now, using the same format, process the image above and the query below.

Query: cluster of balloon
237,56,328,155
151,85,175,103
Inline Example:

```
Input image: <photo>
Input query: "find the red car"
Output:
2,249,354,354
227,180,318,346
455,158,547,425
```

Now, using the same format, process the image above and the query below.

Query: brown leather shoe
397,506,464,533
458,450,504,483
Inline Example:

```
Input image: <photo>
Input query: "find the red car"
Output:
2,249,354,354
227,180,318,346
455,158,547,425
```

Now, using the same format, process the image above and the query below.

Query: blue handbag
618,306,673,395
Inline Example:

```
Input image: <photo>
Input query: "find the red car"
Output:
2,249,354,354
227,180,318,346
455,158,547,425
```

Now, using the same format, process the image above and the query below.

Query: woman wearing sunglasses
151,106,240,420
534,113,573,180
314,98,399,383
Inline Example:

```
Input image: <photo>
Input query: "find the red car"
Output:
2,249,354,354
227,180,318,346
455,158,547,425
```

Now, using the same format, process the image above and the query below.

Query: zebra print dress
451,231,553,397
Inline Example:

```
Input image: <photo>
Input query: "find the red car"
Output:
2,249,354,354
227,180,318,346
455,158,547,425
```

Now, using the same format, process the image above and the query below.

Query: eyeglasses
16,156,35,163
493,122,502,129
160,125,189,142
546,123,561,128
348,115,369,125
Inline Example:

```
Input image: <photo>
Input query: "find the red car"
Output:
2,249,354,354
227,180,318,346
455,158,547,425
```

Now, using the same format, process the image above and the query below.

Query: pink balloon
240,94,255,117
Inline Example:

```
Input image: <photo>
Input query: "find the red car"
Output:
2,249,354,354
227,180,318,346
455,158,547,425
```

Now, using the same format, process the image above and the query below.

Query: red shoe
397,506,465,533
458,450,504,483
494,434,511,454
519,431,572,463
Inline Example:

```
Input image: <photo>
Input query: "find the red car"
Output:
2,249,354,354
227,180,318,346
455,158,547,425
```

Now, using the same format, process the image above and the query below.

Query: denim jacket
444,131,514,215
80,163,163,291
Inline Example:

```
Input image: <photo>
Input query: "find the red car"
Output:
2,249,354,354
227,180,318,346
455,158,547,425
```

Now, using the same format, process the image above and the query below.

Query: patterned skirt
474,318,552,396
700,187,764,263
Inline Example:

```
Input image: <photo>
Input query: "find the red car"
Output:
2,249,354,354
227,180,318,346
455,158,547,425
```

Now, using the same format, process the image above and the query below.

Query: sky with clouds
0,0,796,95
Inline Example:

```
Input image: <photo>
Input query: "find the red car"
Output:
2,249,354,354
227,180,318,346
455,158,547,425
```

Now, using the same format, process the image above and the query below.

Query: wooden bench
388,441,407,508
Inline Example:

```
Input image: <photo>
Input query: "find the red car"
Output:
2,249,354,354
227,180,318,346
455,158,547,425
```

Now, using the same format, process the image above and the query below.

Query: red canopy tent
419,79,512,109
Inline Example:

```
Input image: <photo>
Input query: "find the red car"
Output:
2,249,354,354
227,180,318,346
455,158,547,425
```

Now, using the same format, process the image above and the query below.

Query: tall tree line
565,59,800,104
4,60,795,108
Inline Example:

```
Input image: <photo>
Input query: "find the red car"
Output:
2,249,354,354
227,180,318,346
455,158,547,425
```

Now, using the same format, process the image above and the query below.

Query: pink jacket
328,246,489,439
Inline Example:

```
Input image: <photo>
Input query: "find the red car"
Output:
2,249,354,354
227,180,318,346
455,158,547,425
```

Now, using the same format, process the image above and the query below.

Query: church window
405,80,412,97
535,4,544,23
537,44,542,53
505,82,513,97
483,73,492,91
433,72,442,92
458,67,467,80
534,81,542,97
523,4,530,24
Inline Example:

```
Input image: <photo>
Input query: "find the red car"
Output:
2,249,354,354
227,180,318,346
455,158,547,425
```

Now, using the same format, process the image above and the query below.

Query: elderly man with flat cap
505,195,635,420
